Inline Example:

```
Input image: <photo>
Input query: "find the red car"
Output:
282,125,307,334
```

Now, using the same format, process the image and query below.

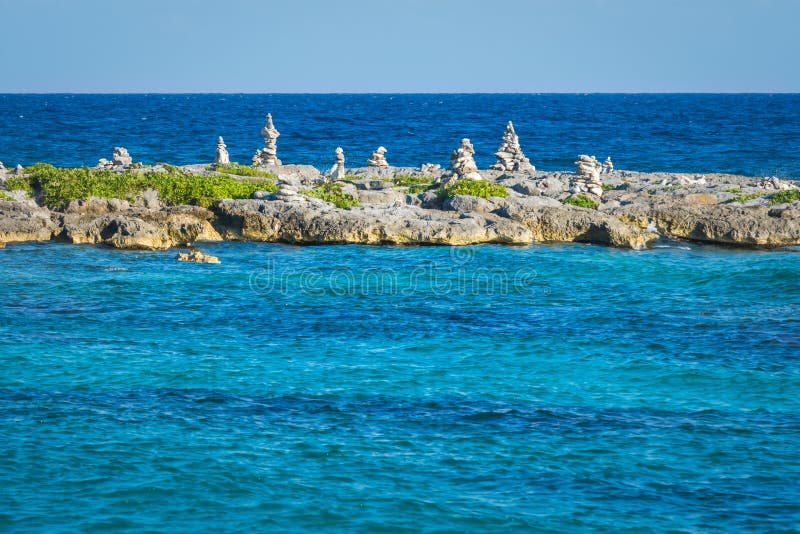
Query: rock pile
252,113,281,166
214,136,230,165
421,163,441,173
758,176,796,191
489,121,534,172
330,147,346,180
571,155,604,197
367,146,389,167
602,157,614,174
275,179,300,202
446,138,482,185
14,164,23,175
98,147,133,170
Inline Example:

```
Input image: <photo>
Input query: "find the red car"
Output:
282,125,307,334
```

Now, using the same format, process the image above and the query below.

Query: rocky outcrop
252,113,281,166
490,121,534,172
214,137,230,165
330,147,346,180
614,198,800,247
60,205,221,250
571,155,604,198
367,147,389,168
0,201,57,242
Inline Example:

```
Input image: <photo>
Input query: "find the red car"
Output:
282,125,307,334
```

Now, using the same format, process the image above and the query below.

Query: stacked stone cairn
602,157,614,174
214,136,230,165
367,146,389,167
252,113,281,166
571,155,604,198
330,147,346,180
489,121,534,172
97,147,133,170
14,164,23,175
275,179,299,202
444,138,482,186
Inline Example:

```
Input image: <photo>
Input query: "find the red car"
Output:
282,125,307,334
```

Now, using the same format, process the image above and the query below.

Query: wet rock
177,248,220,264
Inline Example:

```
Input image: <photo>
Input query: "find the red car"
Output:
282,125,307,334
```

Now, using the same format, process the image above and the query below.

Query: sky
0,0,797,92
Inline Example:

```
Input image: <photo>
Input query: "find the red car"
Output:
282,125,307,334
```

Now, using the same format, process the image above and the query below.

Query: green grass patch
440,180,508,199
301,182,359,209
211,163,277,180
158,163,181,173
3,176,34,195
602,183,616,191
0,190,14,201
23,163,273,209
392,174,433,187
768,189,800,206
340,175,361,181
725,192,764,204
407,184,436,194
563,195,599,209
723,187,742,194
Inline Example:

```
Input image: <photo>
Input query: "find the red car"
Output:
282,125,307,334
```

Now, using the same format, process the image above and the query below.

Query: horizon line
1,91,799,96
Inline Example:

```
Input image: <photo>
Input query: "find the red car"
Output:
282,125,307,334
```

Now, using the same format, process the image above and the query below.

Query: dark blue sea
1,94,799,177
1,95,800,532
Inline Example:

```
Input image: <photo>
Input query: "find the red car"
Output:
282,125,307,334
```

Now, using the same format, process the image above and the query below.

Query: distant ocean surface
1,93,799,177
2,95,800,532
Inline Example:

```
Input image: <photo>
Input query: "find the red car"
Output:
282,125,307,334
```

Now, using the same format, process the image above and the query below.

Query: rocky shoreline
1,162,799,251
1,114,799,251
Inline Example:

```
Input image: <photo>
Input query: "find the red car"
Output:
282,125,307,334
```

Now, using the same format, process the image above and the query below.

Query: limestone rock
571,155,604,198
0,201,57,243
367,146,389,168
177,248,220,264
214,136,230,165
252,113,281,166
444,138,482,185
421,163,441,173
330,147,346,180
489,121,534,172
97,147,133,170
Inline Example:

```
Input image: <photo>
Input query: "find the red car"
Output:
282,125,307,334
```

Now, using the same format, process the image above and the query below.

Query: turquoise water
1,242,799,531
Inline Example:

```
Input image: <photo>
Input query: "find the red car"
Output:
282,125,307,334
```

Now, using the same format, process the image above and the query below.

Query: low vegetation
725,192,764,204
3,176,34,195
17,163,274,209
210,163,278,180
407,184,436,194
0,190,15,201
563,195,599,210
768,189,800,206
723,187,742,194
392,174,433,187
440,180,508,199
301,182,360,209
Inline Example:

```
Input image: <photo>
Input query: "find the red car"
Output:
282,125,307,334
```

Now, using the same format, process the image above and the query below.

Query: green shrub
725,192,764,204
23,163,273,209
602,183,616,191
392,174,433,187
407,184,436,194
723,187,742,194
768,189,800,206
301,182,359,209
0,190,15,201
4,176,34,195
441,180,508,199
158,163,181,173
211,163,277,180
563,195,599,209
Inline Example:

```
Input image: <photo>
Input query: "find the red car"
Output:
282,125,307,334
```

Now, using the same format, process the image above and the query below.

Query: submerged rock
177,248,220,264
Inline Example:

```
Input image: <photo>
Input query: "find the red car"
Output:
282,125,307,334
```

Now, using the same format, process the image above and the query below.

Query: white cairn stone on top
214,136,230,165
252,113,281,166
571,155,604,198
489,121,534,172
367,146,389,168
330,147,346,180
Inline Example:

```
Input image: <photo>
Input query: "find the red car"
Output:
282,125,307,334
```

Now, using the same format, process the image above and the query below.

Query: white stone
367,146,389,167
214,136,230,165
330,147,346,180
253,113,281,166
112,147,132,167
445,138,483,185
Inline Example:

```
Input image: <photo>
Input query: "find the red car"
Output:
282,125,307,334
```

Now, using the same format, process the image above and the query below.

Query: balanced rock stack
0,161,5,173
275,179,300,202
489,121,534,172
330,147,346,180
252,113,281,166
571,155,604,197
14,164,24,175
446,138,482,185
97,147,133,170
602,157,614,174
367,146,389,167
214,137,230,165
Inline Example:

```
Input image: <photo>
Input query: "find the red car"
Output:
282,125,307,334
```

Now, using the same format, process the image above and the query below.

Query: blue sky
0,0,797,92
